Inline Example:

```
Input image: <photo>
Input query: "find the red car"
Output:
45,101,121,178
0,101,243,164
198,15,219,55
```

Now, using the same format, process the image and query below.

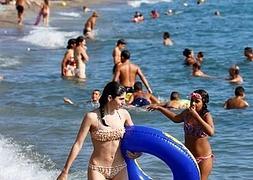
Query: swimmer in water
128,81,160,107
224,86,249,109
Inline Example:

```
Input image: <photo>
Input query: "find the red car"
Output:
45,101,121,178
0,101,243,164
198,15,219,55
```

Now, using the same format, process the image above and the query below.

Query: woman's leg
198,157,213,180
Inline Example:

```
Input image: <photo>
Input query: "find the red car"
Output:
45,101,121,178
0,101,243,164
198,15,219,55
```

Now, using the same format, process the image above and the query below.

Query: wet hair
170,91,180,100
235,86,245,96
244,47,253,53
121,50,130,61
76,36,84,44
92,11,99,17
117,39,126,46
197,51,204,58
183,48,192,57
134,81,143,91
66,38,76,49
99,81,126,126
193,89,209,116
163,32,170,39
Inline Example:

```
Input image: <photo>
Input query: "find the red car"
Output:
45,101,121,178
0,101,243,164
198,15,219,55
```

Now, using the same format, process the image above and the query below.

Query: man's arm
137,67,153,94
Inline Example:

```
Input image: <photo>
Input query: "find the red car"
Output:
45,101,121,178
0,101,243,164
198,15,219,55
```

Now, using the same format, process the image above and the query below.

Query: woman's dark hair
183,48,192,57
170,91,180,100
66,38,76,49
76,36,85,44
163,32,170,39
99,81,126,126
235,86,245,96
193,89,209,116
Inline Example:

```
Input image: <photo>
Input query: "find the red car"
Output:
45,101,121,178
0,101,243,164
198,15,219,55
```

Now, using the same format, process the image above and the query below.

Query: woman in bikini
57,81,140,180
34,0,50,26
148,89,214,180
61,38,76,77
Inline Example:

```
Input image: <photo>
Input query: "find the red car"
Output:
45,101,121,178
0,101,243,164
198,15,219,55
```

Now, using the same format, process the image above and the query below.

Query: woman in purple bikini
148,89,215,180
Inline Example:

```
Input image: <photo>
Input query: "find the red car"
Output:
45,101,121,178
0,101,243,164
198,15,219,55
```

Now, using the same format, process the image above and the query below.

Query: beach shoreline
0,0,118,29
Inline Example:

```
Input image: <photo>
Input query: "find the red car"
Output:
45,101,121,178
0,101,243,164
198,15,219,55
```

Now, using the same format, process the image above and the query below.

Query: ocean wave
19,27,79,49
0,56,20,68
57,12,81,18
0,135,57,180
127,0,173,8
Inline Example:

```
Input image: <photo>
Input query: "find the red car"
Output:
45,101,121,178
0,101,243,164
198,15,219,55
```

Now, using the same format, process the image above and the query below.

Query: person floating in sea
132,11,144,23
150,10,160,19
244,47,253,61
83,11,99,39
33,0,50,26
74,36,89,79
162,91,190,109
112,39,127,73
113,50,153,95
163,32,173,46
214,10,221,16
128,81,160,107
16,0,31,25
192,62,210,78
148,89,215,180
82,5,91,14
165,9,173,16
87,89,101,108
57,81,141,180
226,64,243,84
224,86,249,109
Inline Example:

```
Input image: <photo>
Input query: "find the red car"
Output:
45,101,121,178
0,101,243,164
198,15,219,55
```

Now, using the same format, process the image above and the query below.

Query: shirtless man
112,39,126,73
226,64,243,84
74,36,89,79
224,86,249,109
83,11,99,39
192,62,209,77
16,0,31,25
113,50,153,94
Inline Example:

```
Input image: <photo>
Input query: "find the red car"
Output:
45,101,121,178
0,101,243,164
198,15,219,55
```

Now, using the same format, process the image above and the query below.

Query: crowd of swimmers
5,1,250,180
55,1,253,179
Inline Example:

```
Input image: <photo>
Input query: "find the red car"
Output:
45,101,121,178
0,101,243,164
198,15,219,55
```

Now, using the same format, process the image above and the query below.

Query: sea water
0,0,253,179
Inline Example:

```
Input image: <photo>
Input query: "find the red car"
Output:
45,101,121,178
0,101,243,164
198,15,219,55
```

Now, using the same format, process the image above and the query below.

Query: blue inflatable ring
121,126,200,180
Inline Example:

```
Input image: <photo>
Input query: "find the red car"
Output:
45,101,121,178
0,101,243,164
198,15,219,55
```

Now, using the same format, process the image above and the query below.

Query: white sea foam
127,0,172,8
0,136,57,180
0,56,20,68
19,27,79,49
57,12,81,18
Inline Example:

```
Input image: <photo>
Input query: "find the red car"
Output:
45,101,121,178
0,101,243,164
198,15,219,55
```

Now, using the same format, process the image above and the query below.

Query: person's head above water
134,81,143,91
170,91,180,101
